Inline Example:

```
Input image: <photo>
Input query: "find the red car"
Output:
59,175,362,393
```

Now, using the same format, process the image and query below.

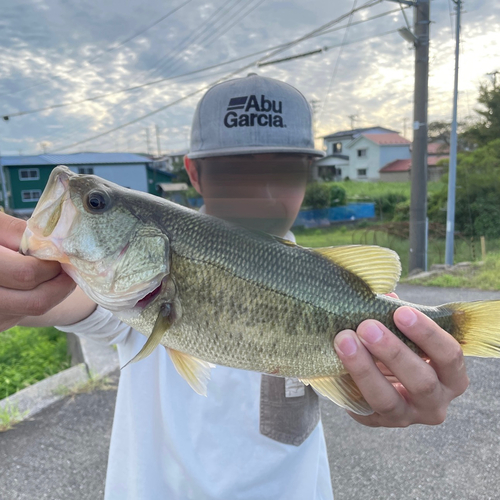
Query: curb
0,334,119,419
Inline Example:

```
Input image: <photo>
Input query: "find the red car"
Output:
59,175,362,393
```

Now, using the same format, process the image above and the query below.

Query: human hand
0,212,76,332
333,300,469,427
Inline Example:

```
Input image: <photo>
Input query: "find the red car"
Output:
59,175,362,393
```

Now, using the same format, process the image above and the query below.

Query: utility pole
445,0,461,266
408,0,430,273
348,114,358,130
155,124,162,157
145,127,151,156
487,70,499,89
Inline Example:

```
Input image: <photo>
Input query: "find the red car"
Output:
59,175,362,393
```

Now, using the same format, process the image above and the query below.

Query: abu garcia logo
223,95,286,128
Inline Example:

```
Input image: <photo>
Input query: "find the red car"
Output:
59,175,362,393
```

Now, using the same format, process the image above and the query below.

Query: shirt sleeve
55,305,132,346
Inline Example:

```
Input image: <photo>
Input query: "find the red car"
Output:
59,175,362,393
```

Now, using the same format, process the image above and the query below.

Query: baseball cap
187,73,325,159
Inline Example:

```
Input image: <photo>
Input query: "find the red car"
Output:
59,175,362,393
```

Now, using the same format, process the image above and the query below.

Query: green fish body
21,166,500,415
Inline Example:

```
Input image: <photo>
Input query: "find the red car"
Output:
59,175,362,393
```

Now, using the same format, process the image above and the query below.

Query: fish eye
85,191,109,213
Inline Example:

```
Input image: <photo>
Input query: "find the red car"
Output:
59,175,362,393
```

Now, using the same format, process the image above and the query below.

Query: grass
0,403,28,432
323,180,442,201
294,223,500,286
409,252,500,290
53,373,117,398
0,326,71,400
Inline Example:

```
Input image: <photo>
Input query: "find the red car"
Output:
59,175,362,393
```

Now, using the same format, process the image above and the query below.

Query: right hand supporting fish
334,304,470,428
0,212,77,332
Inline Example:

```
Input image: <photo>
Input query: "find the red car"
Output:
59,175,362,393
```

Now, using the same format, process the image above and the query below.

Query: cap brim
187,146,325,159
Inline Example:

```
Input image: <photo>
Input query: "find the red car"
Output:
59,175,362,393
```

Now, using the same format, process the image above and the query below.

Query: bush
0,327,70,399
329,185,347,207
374,193,408,219
302,183,330,209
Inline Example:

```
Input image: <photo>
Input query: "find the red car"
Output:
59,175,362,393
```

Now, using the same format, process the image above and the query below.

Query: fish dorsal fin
300,373,373,416
313,245,401,294
271,235,297,247
167,349,215,396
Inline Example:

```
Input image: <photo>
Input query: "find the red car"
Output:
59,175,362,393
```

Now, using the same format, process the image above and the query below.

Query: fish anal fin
300,373,373,416
121,303,173,370
167,348,215,396
313,245,401,294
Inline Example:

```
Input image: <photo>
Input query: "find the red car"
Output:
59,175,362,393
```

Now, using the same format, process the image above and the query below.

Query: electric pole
348,114,358,130
155,124,162,157
408,0,430,273
445,0,461,266
145,128,151,156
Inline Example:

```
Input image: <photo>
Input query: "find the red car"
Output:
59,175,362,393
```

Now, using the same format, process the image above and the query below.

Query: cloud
0,0,498,155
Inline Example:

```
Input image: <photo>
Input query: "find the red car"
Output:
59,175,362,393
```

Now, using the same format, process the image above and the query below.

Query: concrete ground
1,284,500,500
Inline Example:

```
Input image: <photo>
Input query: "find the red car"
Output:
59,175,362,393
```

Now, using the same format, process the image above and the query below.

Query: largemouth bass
20,166,500,415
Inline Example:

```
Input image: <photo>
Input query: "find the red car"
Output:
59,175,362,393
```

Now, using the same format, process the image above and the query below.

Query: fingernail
335,332,358,357
396,307,417,327
359,322,383,344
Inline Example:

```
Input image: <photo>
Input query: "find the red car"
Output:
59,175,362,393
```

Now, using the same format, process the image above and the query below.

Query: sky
0,0,498,156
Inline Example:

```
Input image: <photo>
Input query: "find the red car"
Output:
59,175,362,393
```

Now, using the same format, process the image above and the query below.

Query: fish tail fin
444,300,500,357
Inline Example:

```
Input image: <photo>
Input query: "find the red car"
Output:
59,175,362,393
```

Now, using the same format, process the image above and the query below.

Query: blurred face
186,154,311,237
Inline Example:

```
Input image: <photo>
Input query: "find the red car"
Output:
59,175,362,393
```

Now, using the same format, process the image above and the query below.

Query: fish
20,165,500,415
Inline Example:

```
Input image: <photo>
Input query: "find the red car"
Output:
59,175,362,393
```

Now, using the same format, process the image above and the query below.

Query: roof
380,159,412,172
428,155,449,166
428,142,450,155
1,153,150,167
322,126,397,140
361,133,411,146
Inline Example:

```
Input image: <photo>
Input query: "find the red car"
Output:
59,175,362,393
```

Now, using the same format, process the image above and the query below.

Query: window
21,190,42,202
19,168,40,181
336,168,342,177
78,167,94,175
333,142,342,153
357,169,367,178
357,149,367,158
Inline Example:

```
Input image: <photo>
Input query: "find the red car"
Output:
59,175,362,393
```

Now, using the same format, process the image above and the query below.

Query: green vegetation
54,373,116,398
0,326,70,400
408,252,500,290
294,223,500,281
0,403,28,432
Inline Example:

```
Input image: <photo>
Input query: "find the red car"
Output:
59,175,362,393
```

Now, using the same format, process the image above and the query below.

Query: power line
258,28,399,67
47,1,384,152
317,0,358,125
5,3,403,121
0,0,194,99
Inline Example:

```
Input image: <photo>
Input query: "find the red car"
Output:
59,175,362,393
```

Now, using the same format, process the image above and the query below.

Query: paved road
1,285,500,500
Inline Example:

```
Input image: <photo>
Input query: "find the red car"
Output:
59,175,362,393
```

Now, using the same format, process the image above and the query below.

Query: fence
293,203,375,228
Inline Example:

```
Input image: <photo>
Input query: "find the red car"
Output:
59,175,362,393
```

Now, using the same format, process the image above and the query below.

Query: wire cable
0,0,194,99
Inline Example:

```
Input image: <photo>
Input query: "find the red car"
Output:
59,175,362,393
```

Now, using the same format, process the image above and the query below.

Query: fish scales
20,166,500,413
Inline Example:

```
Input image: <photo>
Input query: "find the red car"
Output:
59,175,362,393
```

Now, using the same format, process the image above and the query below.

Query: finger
0,212,27,251
0,271,76,316
334,330,409,420
0,246,63,290
0,315,22,333
385,292,399,299
356,319,442,403
394,307,468,392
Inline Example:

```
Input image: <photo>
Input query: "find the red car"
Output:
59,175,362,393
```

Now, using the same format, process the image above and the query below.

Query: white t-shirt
57,230,333,500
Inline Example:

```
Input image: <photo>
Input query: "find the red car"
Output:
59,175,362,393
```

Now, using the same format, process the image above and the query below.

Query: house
378,142,450,182
0,152,174,215
313,126,411,181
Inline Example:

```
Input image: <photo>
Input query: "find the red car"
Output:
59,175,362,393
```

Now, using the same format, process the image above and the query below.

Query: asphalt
1,284,500,500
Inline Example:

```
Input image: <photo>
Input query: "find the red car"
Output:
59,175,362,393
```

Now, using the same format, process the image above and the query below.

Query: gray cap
187,73,325,159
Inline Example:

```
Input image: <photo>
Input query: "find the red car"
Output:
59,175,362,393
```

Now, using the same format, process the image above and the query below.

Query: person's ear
184,156,202,195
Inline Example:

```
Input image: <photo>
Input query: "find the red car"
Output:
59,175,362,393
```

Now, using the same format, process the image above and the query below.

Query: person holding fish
0,74,477,499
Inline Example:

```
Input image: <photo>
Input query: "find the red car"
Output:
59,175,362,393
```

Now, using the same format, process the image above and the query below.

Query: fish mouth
20,166,76,262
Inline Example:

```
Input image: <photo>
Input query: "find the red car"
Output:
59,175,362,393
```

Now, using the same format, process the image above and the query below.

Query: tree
428,139,500,238
462,78,500,148
427,120,471,151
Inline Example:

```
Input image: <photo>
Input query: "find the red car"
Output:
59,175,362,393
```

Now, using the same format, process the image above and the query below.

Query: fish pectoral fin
299,373,373,416
312,245,401,294
167,348,215,396
121,303,173,370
